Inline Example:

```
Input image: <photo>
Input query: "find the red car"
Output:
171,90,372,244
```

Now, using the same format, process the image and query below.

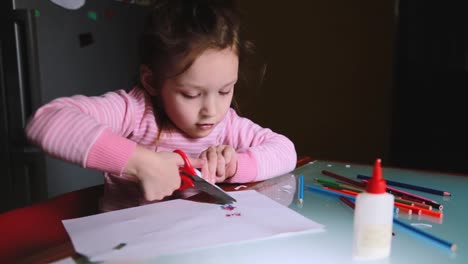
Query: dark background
390,0,468,174
237,0,394,166
237,0,467,175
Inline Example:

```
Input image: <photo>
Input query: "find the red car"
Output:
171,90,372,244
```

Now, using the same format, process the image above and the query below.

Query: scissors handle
174,149,196,190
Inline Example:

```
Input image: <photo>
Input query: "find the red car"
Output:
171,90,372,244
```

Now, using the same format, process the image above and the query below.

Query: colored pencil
394,202,443,218
396,206,413,215
323,186,426,218
335,188,359,196
411,201,432,210
395,202,421,215
357,174,451,196
399,195,443,211
306,185,356,201
362,179,443,210
318,180,416,206
339,196,355,209
315,178,364,193
322,170,366,187
393,218,457,251
297,174,304,204
323,187,357,197
385,184,439,204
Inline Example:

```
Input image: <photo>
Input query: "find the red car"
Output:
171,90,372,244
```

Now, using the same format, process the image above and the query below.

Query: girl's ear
140,65,158,96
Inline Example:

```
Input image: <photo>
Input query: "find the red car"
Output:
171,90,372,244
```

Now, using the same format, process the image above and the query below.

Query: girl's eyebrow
178,79,237,89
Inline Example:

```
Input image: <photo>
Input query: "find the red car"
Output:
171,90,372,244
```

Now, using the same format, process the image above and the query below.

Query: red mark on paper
221,204,236,211
225,213,241,217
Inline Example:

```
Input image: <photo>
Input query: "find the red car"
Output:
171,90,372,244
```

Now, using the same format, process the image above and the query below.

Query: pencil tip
451,244,457,251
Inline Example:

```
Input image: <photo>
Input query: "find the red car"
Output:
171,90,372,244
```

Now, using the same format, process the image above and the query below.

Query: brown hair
138,0,254,139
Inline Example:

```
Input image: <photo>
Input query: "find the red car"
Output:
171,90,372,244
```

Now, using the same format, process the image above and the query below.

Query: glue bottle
352,158,394,260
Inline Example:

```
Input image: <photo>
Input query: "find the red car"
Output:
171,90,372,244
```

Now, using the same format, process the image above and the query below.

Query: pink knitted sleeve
223,109,297,183
25,89,139,175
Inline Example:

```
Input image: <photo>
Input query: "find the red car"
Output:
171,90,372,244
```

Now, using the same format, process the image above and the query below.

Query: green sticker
34,9,40,17
87,11,98,21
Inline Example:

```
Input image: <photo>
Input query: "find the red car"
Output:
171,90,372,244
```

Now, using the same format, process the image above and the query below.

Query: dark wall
236,1,396,164
391,1,468,174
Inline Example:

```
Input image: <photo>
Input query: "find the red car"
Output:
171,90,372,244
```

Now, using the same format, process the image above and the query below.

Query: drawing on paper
221,204,236,211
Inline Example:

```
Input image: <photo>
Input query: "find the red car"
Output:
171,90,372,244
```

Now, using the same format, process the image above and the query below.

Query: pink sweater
26,87,297,211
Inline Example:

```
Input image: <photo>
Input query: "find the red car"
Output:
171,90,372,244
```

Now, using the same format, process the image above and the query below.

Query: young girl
25,0,297,211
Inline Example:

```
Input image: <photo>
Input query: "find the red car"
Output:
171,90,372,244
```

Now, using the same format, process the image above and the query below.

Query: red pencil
362,179,443,210
323,187,358,197
339,196,355,209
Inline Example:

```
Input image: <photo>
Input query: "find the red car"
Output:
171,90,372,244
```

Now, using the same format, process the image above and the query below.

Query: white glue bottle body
353,158,394,260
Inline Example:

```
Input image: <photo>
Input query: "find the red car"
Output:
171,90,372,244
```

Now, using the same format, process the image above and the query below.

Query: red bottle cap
366,158,387,194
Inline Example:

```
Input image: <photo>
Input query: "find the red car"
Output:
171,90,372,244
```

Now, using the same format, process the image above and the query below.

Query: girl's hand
199,145,237,183
125,146,206,201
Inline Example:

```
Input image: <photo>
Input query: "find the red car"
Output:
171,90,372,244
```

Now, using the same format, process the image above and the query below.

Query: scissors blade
182,172,237,204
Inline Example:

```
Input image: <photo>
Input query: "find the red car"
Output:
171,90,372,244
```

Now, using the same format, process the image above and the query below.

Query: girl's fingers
200,161,212,184
190,158,206,168
197,145,236,183
222,146,233,165
206,147,217,174
189,157,206,170
216,153,226,179
199,151,207,160
224,147,237,178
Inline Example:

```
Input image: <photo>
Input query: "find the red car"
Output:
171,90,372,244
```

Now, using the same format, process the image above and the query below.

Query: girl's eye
181,93,200,99
219,90,232,96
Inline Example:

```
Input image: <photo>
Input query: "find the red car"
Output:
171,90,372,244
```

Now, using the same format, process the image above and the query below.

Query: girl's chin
168,124,212,138
188,126,215,138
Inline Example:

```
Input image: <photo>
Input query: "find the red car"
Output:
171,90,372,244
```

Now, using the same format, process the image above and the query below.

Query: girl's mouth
197,123,214,130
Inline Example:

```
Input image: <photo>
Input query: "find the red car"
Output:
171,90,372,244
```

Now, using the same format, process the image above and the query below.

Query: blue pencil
357,174,451,196
306,184,356,201
393,218,457,251
298,174,304,204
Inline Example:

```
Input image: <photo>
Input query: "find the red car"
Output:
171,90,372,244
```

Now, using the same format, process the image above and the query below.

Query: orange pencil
396,206,413,215
394,202,443,218
395,202,422,215
419,208,444,218
411,201,432,210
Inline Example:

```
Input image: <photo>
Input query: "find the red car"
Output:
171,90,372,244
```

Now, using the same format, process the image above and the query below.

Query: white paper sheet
50,257,76,264
63,190,325,261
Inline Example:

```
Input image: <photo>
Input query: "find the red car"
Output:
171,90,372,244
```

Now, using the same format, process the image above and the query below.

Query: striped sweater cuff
226,151,257,183
86,129,137,175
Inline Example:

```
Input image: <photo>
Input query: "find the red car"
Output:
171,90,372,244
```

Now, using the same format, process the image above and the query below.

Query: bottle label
355,224,392,257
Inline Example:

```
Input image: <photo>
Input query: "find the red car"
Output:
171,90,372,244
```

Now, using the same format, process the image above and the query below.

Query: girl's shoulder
107,86,152,109
224,108,256,125
95,86,146,102
125,86,149,102
224,108,241,120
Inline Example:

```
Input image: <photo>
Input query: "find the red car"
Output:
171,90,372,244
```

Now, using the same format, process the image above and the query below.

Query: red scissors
173,149,236,204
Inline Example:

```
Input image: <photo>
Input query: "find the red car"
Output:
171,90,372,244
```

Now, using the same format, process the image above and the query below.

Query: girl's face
161,48,238,138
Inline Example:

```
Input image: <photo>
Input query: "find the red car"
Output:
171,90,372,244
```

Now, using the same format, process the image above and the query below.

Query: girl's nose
201,97,216,117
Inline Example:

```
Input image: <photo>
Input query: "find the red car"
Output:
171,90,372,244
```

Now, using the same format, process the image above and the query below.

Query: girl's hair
138,0,254,139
